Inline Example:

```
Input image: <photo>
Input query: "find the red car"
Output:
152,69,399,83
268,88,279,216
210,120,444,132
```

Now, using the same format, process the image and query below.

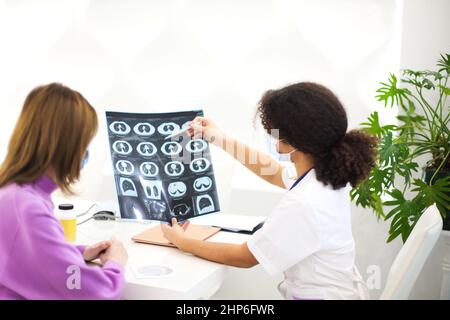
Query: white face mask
266,135,296,163
278,149,296,162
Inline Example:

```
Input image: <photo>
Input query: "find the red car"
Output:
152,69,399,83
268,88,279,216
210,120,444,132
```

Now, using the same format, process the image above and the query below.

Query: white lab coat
247,168,369,300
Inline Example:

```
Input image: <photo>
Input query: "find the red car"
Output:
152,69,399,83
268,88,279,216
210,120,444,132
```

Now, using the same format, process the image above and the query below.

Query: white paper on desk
191,213,266,233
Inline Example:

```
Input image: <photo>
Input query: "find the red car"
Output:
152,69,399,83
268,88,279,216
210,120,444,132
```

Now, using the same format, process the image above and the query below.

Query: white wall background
0,0,446,299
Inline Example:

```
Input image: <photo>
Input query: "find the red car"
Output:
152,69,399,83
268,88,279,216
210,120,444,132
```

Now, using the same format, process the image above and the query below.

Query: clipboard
132,224,221,247
190,213,266,234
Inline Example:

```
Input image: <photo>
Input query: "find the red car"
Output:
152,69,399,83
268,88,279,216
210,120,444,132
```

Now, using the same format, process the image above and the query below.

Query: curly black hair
257,82,378,189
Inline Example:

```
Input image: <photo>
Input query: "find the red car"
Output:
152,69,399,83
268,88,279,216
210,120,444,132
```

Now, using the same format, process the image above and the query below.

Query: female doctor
161,82,378,300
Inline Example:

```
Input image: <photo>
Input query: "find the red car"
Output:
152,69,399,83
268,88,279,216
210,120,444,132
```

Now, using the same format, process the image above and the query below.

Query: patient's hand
99,238,128,268
160,218,190,249
83,240,112,262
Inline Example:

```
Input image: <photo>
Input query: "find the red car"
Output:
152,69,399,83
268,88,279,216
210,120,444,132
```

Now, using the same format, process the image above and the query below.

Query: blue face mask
81,149,89,170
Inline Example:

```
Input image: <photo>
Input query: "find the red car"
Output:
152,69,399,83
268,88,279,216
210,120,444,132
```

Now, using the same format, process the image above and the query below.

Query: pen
164,126,190,140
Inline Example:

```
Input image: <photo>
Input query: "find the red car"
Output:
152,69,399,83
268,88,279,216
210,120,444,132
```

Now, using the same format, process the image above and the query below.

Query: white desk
76,218,250,300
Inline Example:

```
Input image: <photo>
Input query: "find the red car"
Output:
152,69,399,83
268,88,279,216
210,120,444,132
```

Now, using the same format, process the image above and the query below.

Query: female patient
0,83,127,299
162,82,378,300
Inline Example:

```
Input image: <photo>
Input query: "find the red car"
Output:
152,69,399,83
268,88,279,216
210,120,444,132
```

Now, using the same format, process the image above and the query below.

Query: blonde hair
0,83,98,194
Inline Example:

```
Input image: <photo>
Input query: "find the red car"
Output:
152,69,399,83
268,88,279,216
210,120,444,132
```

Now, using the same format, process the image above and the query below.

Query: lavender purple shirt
0,176,125,299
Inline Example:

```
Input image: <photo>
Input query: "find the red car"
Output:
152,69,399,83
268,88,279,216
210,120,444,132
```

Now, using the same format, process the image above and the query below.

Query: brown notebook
132,224,221,247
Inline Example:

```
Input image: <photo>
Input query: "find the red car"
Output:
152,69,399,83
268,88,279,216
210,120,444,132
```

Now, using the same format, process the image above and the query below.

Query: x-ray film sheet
106,110,220,222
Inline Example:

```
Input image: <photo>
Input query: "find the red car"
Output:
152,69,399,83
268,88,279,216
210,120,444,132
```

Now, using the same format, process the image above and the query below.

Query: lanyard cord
289,168,313,191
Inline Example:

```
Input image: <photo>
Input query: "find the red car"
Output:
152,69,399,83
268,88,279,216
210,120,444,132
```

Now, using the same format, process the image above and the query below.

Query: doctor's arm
188,116,286,189
161,219,258,268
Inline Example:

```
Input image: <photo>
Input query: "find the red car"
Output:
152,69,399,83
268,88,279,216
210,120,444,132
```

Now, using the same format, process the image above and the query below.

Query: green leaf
438,84,450,96
350,181,385,220
394,161,419,186
350,179,375,208
428,71,444,81
372,193,385,220
361,111,396,138
370,166,394,192
412,177,450,217
376,73,411,108
403,69,427,78
437,53,450,74
397,114,426,128
387,225,405,243
404,70,444,81
383,189,427,243
422,78,435,90
396,101,427,138
379,132,409,166
383,189,405,216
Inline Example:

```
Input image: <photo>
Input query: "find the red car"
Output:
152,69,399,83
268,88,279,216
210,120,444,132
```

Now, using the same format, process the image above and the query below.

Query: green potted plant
351,54,450,243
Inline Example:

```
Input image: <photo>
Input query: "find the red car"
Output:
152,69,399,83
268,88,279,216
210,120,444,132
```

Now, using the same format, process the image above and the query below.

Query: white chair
380,205,443,299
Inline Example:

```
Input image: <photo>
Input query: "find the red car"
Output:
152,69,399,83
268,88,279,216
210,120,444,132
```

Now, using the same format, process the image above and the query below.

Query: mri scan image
109,121,131,135
167,181,187,198
113,140,133,155
116,160,134,175
119,177,138,197
133,122,155,136
161,141,182,156
150,201,167,217
157,122,180,135
193,176,213,192
140,162,159,177
171,203,191,217
137,142,157,157
139,178,163,200
164,161,185,177
195,194,215,215
106,110,220,222
190,158,211,173
186,139,207,153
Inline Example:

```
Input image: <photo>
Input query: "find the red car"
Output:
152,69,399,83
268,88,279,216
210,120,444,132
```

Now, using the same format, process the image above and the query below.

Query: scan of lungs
195,194,215,215
109,121,131,135
193,176,212,192
115,160,134,175
133,122,155,136
164,161,185,177
189,158,210,173
113,140,133,155
161,141,182,156
139,177,163,200
157,122,180,135
171,203,191,217
150,201,167,216
186,139,207,153
167,181,187,198
119,177,138,197
140,162,159,177
136,142,157,157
